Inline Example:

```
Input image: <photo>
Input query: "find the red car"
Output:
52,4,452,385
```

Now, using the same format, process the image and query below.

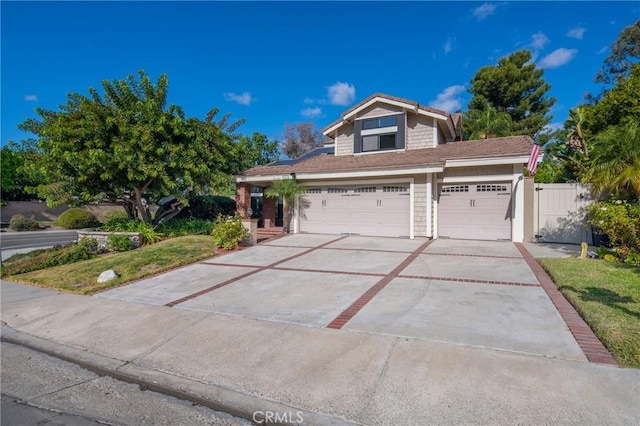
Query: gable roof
239,135,534,178
322,93,457,137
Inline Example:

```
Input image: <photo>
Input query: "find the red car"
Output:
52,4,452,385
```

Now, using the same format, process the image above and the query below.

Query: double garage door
438,183,512,240
300,184,410,238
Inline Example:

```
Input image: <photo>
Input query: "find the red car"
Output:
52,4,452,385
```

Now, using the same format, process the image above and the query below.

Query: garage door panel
299,184,410,238
438,182,512,241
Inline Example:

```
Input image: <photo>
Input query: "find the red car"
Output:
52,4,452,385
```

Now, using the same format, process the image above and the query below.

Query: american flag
527,143,541,175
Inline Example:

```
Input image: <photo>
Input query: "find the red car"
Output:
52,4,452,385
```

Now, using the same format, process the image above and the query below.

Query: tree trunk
133,187,152,224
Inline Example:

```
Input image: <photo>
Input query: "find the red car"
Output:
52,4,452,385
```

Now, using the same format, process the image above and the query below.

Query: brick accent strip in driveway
326,239,434,330
165,235,348,307
515,243,618,366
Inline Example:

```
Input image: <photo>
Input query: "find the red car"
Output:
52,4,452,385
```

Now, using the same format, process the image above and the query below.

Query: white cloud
443,37,455,54
530,31,550,50
24,94,38,102
301,107,323,118
327,82,356,106
223,91,253,106
303,97,315,104
567,26,586,40
472,3,497,21
538,48,578,69
597,45,608,55
429,85,466,113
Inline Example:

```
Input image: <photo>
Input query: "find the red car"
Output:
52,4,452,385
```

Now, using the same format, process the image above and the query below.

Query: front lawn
540,258,640,368
7,235,217,295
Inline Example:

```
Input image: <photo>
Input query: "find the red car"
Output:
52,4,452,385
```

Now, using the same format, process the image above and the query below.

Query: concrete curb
1,326,357,426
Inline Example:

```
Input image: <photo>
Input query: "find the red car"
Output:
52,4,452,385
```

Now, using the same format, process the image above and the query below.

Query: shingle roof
322,93,452,134
240,136,534,177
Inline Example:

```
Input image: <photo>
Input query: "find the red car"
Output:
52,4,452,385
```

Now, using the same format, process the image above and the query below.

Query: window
354,113,405,153
383,186,409,193
441,185,469,193
327,187,348,193
362,133,397,152
362,115,397,130
305,188,322,194
354,186,376,193
476,184,508,192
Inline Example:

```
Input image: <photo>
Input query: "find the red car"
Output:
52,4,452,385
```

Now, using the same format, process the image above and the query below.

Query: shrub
78,237,99,252
177,195,236,221
100,219,161,244
211,214,248,250
56,208,100,229
1,242,96,277
103,210,129,223
107,234,134,252
156,218,215,238
587,199,640,258
9,214,40,231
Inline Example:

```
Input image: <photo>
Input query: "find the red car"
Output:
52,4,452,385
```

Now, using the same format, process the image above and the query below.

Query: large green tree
19,70,245,224
467,50,555,139
595,20,640,85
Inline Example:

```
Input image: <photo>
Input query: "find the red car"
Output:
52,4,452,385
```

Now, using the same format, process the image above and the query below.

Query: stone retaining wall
77,231,142,250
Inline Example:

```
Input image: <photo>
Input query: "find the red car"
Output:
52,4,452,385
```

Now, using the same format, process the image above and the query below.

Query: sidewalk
1,280,638,425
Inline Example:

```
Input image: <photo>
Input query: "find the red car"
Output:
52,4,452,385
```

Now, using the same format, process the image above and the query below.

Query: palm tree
264,178,306,233
583,121,640,199
565,106,588,155
463,102,513,140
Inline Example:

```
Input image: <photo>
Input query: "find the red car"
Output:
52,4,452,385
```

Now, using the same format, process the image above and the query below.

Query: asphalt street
0,231,78,250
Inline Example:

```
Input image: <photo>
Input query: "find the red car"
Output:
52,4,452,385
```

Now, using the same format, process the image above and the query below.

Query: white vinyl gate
533,183,593,244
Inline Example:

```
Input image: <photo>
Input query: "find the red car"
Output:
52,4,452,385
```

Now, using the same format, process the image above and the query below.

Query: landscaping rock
97,269,119,283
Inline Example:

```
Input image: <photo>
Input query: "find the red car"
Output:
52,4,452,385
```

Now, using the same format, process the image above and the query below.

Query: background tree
19,70,243,224
0,141,41,201
583,121,640,199
467,50,555,139
595,20,640,85
462,102,513,140
264,178,306,233
583,63,640,137
280,122,324,159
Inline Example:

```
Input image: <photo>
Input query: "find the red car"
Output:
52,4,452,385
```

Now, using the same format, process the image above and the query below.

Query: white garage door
438,183,512,240
300,184,410,238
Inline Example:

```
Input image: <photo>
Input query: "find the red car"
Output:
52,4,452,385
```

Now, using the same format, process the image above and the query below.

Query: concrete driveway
97,234,585,361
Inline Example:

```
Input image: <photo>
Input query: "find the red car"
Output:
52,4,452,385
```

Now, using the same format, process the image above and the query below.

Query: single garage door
300,184,410,238
438,183,512,240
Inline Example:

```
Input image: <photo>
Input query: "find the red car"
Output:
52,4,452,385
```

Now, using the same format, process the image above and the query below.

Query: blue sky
2,1,638,148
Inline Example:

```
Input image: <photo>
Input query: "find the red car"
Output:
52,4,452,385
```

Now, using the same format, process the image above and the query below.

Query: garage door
438,183,512,240
300,184,410,238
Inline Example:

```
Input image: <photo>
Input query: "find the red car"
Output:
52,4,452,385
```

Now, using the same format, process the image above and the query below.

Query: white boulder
97,269,119,283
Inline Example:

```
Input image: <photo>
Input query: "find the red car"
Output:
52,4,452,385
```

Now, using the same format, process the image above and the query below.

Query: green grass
540,258,640,368
8,236,217,295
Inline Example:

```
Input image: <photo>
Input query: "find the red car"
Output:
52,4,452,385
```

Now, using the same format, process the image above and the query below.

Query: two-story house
236,93,535,242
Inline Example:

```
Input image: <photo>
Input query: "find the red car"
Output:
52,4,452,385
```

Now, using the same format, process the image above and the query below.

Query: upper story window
362,116,397,130
354,113,405,154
